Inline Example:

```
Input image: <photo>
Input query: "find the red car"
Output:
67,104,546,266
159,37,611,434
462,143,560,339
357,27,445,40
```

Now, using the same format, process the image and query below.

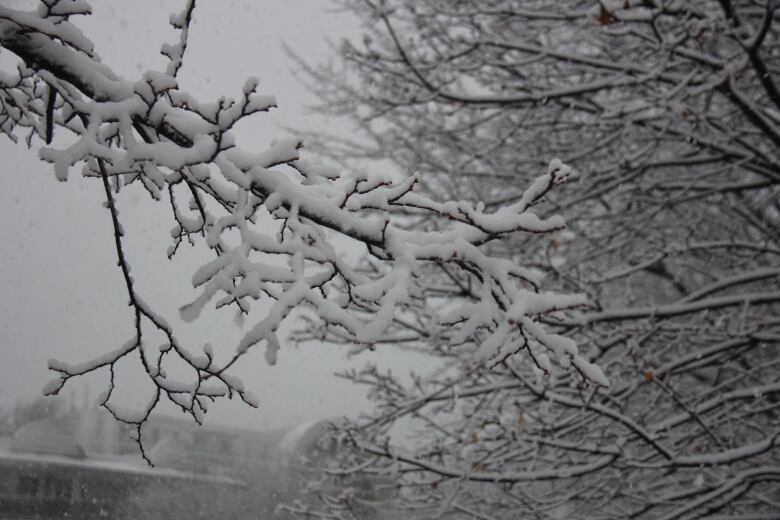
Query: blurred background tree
294,1,780,518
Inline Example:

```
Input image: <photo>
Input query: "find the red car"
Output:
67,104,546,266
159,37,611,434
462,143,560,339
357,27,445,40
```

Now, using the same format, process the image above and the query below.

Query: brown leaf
598,6,615,25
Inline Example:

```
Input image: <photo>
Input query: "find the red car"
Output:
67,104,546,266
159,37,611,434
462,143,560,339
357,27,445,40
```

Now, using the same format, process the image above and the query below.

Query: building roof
11,417,86,459
278,417,346,457
0,448,244,486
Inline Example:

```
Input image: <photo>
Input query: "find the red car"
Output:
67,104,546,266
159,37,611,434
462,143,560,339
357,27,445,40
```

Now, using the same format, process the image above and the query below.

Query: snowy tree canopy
0,0,602,462
285,0,780,518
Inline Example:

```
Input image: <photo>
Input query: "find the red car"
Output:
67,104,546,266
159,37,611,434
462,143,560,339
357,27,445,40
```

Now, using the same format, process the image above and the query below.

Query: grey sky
0,0,426,431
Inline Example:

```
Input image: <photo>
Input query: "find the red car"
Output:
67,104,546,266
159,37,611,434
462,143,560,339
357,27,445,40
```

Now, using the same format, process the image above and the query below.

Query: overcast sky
0,0,428,432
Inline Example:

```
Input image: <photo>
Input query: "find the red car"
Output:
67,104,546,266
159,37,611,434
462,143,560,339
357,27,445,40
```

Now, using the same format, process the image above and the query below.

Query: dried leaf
598,6,615,25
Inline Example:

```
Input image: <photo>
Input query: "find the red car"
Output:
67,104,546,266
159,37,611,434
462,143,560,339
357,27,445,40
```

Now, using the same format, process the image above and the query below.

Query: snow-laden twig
0,0,597,462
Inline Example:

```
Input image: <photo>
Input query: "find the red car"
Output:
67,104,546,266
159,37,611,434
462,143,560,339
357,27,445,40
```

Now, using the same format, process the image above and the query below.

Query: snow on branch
0,1,600,460
285,0,780,517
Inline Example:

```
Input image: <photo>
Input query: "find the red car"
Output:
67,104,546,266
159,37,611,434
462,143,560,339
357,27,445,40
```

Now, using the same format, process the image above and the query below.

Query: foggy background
0,0,424,432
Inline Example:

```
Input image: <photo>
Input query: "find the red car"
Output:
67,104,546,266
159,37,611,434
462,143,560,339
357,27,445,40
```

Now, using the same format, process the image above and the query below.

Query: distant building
0,418,245,520
142,413,286,477
2,402,397,519
11,417,86,459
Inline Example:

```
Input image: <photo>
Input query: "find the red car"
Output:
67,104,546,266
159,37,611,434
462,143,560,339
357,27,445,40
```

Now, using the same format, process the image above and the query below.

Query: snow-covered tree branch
288,0,780,518
0,0,597,464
